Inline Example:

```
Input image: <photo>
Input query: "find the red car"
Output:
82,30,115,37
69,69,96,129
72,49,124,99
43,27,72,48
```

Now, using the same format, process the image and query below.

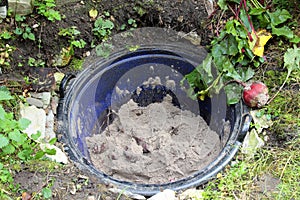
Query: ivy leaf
268,9,291,26
195,55,214,85
224,83,243,105
238,67,255,82
271,25,294,39
284,45,300,75
0,135,9,149
217,0,228,10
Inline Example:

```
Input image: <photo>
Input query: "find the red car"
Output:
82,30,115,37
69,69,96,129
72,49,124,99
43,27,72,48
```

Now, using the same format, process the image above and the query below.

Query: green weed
183,0,300,105
34,0,61,21
0,87,56,199
92,17,114,40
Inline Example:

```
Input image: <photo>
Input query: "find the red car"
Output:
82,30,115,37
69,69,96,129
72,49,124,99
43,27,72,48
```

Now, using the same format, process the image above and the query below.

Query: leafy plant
183,0,300,105
28,57,46,67
0,87,56,199
58,26,86,56
34,0,62,21
13,14,35,41
92,17,114,40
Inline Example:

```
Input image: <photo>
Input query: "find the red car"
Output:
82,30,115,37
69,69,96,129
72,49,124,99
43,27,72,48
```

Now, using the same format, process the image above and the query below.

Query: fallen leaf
89,9,98,19
242,129,265,157
248,29,272,57
22,192,32,200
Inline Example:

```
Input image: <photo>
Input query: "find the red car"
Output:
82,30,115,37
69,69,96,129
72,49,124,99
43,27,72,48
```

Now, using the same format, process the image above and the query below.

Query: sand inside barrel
86,95,221,184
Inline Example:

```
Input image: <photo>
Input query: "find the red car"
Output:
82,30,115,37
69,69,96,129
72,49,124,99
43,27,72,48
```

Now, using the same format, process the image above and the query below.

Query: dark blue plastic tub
57,28,251,196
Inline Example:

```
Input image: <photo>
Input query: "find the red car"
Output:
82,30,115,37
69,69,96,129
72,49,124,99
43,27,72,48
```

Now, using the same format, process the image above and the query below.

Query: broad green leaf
195,55,214,85
31,131,41,141
290,35,300,44
42,187,52,199
0,91,13,101
18,149,33,160
271,25,294,39
45,148,56,155
268,9,291,26
224,83,243,105
238,67,255,82
284,45,300,74
35,150,45,159
0,135,9,148
48,137,57,145
18,118,31,130
217,0,228,10
0,105,5,119
9,130,27,145
249,7,266,15
2,144,15,155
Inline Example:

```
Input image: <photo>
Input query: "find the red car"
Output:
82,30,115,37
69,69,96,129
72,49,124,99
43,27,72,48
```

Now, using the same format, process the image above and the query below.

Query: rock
40,143,69,164
108,188,146,200
178,188,204,199
20,103,46,139
26,97,44,108
87,196,95,200
147,189,176,200
51,95,59,115
41,92,51,109
45,110,56,140
8,0,34,16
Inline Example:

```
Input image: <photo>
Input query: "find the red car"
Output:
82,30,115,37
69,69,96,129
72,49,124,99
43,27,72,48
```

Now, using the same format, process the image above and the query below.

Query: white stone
40,143,69,164
178,188,204,199
147,189,176,200
20,103,46,139
45,110,56,140
108,188,146,200
42,92,51,109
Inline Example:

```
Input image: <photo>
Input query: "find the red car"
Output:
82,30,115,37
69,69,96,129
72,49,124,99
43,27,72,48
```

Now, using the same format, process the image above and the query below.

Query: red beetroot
242,82,269,108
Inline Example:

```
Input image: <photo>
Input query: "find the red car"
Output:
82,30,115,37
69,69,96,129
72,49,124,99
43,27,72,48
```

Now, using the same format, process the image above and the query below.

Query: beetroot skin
243,82,269,108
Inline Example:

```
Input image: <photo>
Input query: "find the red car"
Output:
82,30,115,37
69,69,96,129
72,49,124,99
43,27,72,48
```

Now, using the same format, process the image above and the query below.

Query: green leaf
0,90,13,101
0,105,5,119
9,130,27,145
268,9,291,26
18,118,31,130
0,135,9,149
42,187,52,199
48,138,57,145
18,149,33,160
35,150,45,159
224,83,243,105
217,0,228,10
31,131,41,141
271,25,294,39
195,55,214,85
284,45,300,75
249,7,266,15
238,67,255,82
45,148,56,155
2,144,15,155
290,36,300,44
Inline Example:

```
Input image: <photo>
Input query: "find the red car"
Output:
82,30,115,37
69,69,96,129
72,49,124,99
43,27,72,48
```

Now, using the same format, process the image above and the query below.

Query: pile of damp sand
86,95,221,184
